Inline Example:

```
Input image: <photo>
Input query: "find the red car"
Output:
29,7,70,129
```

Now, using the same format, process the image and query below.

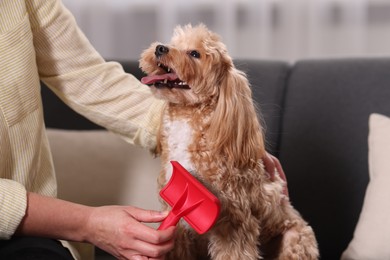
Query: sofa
41,58,390,260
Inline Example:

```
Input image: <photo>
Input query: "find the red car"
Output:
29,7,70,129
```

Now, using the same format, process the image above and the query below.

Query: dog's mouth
141,63,190,89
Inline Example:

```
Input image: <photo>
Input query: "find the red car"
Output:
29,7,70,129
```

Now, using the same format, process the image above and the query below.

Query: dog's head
140,24,265,168
139,24,234,105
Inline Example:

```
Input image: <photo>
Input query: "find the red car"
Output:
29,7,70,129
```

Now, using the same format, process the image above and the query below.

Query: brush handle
158,211,180,230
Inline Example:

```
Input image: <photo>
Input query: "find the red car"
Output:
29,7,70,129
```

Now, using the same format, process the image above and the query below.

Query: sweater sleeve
27,0,164,149
0,179,27,239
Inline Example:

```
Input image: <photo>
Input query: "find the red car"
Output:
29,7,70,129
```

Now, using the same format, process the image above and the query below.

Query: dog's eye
189,50,201,59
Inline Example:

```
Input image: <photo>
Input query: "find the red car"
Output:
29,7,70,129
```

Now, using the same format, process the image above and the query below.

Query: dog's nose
155,45,169,57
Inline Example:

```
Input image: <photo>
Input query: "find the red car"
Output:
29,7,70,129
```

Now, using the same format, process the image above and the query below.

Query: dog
139,24,319,260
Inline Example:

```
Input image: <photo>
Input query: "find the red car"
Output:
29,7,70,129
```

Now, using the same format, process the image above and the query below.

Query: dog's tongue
141,73,178,85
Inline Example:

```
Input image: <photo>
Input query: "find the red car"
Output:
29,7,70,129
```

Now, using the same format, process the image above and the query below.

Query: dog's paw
278,247,318,260
278,242,319,260
278,226,319,260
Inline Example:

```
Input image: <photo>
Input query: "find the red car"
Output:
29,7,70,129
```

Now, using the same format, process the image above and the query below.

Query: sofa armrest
47,129,161,210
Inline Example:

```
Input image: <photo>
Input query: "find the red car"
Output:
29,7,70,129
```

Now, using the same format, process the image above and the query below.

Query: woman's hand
85,205,175,260
263,152,289,197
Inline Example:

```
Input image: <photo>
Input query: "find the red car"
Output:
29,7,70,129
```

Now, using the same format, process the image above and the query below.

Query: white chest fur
162,117,195,183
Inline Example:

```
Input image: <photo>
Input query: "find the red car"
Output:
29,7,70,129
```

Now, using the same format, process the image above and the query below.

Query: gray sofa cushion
279,58,390,259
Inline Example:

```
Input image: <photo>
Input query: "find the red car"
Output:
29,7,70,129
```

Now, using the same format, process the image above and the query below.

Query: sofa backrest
279,58,390,259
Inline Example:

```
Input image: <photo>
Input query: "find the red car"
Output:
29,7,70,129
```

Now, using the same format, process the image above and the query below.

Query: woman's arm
16,192,175,259
28,0,164,149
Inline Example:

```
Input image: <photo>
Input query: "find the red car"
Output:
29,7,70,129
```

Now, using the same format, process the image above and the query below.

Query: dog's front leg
207,217,261,260
276,217,319,260
165,223,199,260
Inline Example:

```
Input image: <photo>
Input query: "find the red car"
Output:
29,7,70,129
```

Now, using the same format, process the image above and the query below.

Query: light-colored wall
63,0,390,62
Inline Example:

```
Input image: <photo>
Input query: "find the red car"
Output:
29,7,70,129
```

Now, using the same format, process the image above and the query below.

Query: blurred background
62,0,390,62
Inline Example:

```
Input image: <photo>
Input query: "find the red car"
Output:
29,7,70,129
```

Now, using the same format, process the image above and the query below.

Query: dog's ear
208,68,265,169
